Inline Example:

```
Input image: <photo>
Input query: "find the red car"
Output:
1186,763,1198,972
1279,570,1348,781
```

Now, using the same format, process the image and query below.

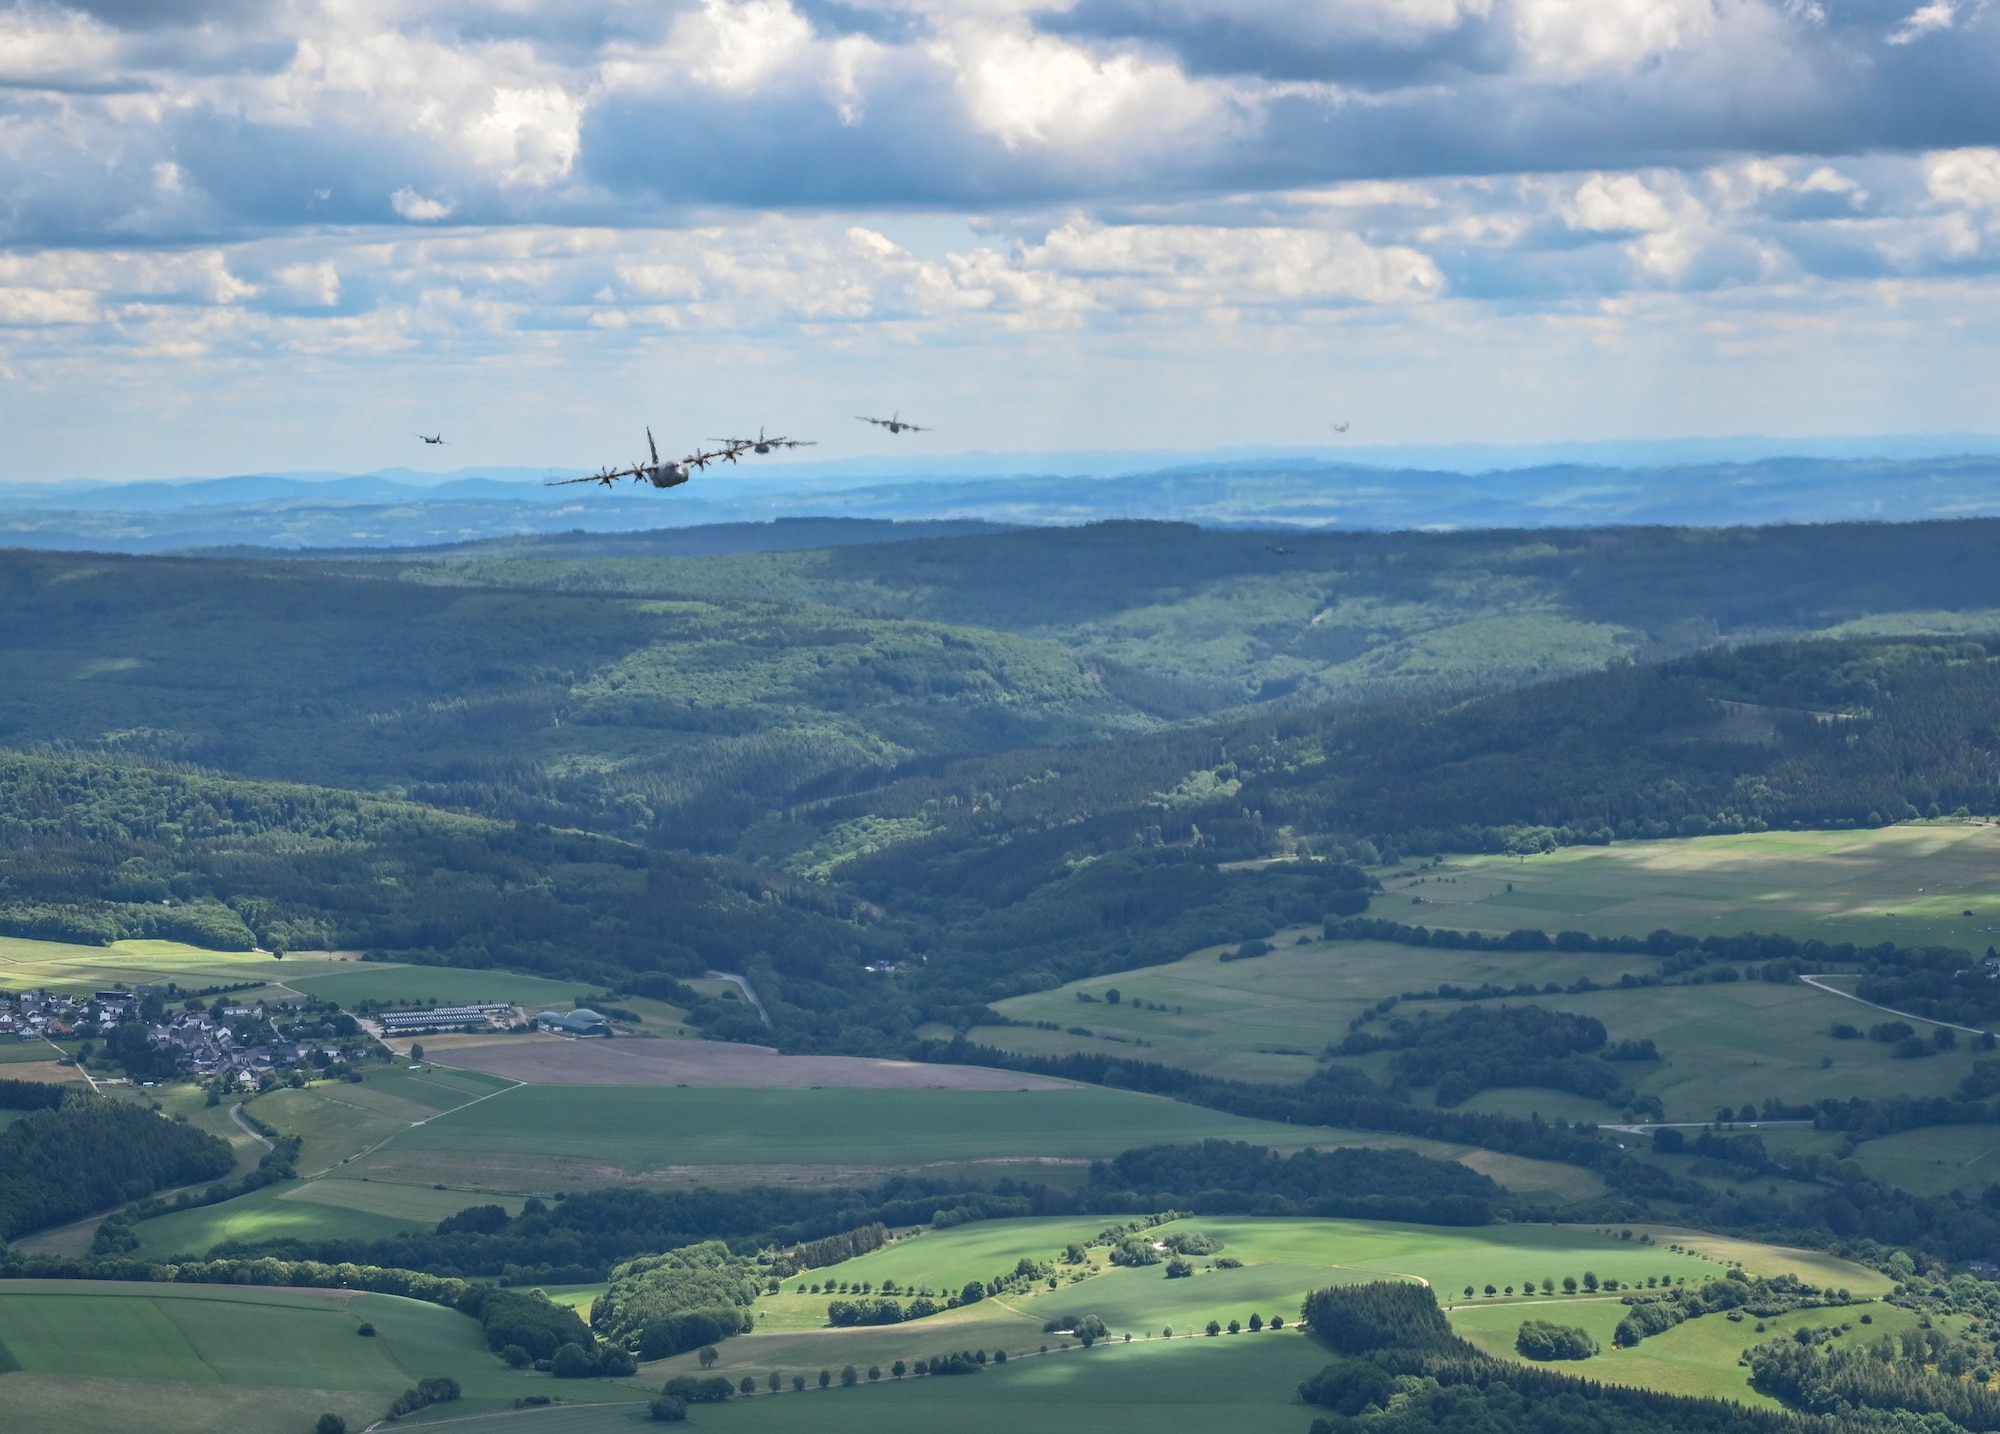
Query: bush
841,1365,858,1386
1515,1319,1599,1361
660,1375,734,1404
1165,1257,1194,1278
387,1376,461,1418
649,1396,688,1422
502,1344,530,1368
552,1343,596,1378
316,1416,346,1434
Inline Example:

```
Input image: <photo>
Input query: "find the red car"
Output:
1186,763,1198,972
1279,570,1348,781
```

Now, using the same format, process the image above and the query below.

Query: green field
1448,1294,1921,1405
978,925,1987,1122
1391,822,2000,949
126,1176,529,1260
367,1084,1331,1181
121,1077,1333,1255
278,963,614,1012
641,1214,1883,1417
749,1215,1779,1343
972,824,2000,1148
0,936,294,995
0,1279,637,1432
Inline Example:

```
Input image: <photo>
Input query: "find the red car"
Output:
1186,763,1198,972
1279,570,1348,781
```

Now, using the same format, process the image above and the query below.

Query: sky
3,0,1999,482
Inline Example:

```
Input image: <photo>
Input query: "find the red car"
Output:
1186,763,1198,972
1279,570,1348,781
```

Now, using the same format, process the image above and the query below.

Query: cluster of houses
151,1001,355,1082
0,986,100,1041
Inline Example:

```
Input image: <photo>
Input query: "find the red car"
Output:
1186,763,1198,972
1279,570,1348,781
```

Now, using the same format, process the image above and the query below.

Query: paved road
229,1101,274,1149
706,970,774,1027
1799,973,1989,1037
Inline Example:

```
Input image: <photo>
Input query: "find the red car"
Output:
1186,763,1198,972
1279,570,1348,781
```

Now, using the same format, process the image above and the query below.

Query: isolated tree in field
1464,1286,1475,1298
1540,1277,1554,1293
1484,1285,1496,1296
1271,1316,1284,1329
767,1371,782,1393
316,1416,346,1434
739,1376,755,1396
410,1044,423,1061
649,1396,687,1422
792,1375,805,1391
892,1360,906,1379
1249,1313,1264,1331
1582,1271,1599,1292
1206,1320,1221,1336
1228,1319,1241,1334
1106,989,1121,1004
868,1365,881,1382
1562,1276,1578,1294
698,1346,719,1370
818,1369,831,1388
841,1365,858,1386
1075,1315,1107,1347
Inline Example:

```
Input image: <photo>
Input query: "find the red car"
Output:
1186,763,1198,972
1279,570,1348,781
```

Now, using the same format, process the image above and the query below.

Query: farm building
378,1004,516,1034
534,1008,611,1037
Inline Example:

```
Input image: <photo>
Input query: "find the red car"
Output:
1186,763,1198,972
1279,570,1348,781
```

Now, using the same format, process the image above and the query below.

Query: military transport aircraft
857,412,928,434
545,428,755,491
418,433,446,445
712,427,816,455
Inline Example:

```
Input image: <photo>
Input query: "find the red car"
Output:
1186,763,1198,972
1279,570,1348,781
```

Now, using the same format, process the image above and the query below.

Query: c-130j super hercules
546,426,815,492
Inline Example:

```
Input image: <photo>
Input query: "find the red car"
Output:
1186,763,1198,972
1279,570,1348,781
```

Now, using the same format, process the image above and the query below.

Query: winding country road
707,970,774,1027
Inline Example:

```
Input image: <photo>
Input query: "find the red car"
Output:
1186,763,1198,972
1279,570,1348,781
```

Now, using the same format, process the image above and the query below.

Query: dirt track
437,1036,1068,1091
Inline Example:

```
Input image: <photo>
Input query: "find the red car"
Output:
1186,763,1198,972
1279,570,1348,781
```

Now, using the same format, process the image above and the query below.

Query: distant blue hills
3,437,2000,553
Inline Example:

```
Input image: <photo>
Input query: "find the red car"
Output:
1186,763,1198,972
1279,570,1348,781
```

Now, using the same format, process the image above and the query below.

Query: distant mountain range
3,445,2000,553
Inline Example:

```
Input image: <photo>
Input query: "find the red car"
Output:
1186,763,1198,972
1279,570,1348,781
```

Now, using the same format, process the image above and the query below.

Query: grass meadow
0,1280,640,1432
1393,822,2000,949
1448,1294,1921,1405
642,1215,1883,1418
368,1083,1329,1179
980,923,1987,1121
977,823,2000,1139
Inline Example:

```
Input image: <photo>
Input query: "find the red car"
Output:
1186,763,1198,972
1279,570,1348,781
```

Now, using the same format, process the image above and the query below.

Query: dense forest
0,1093,235,1240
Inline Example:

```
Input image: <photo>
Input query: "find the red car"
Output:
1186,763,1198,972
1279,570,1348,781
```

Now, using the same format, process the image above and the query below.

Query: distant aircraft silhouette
418,433,446,445
858,412,928,434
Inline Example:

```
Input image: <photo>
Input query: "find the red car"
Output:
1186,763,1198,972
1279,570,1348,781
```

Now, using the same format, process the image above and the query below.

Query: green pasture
126,1176,523,1260
365,1084,1329,1182
746,1215,1856,1347
0,935,297,995
982,876,1995,1125
1448,1294,1918,1406
651,1215,1881,1420
0,1040,73,1063
1839,1124,2000,1196
0,1280,635,1430
120,1063,518,1255
398,1334,1327,1434
126,1079,1314,1255
981,930,1621,1082
1391,822,2000,949
0,934,658,1024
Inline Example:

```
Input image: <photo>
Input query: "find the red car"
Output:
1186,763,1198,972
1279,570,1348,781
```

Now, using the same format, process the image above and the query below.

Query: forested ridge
13,635,2000,1054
